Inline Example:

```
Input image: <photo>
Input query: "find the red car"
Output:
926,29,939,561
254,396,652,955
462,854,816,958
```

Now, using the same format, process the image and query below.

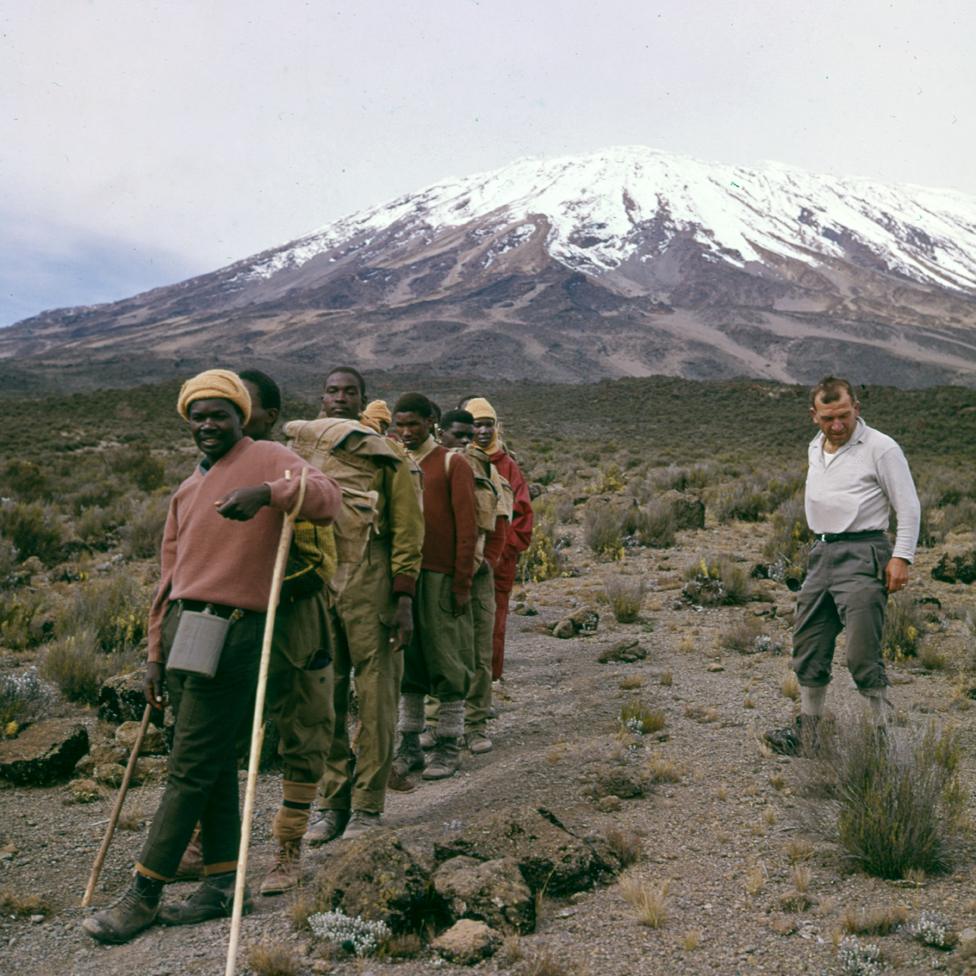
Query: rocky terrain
3,146,976,390
2,506,976,976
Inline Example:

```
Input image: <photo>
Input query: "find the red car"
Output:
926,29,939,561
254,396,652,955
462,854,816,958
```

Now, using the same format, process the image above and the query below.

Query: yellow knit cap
177,369,252,424
361,399,392,430
465,397,496,422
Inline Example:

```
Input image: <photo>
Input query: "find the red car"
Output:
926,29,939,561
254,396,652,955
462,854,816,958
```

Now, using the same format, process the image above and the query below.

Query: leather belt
177,599,254,621
815,530,887,544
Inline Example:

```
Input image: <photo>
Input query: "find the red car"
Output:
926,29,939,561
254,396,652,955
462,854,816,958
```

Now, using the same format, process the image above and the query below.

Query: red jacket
489,450,533,562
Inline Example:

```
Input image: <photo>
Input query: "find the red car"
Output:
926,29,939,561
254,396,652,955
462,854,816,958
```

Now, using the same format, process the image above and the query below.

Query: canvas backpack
283,418,401,595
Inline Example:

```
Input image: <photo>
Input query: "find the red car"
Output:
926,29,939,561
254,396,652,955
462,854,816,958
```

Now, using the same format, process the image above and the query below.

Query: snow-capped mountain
4,146,976,387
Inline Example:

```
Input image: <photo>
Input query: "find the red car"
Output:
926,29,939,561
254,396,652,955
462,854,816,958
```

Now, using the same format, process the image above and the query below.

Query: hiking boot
341,810,382,840
305,809,350,847
173,827,204,881
392,731,424,776
764,714,822,757
419,726,437,750
81,875,161,944
386,767,417,793
466,731,493,754
259,839,302,896
423,736,461,780
157,873,251,926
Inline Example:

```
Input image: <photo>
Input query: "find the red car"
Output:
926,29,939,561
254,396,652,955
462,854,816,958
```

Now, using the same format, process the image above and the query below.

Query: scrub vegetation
1,374,975,973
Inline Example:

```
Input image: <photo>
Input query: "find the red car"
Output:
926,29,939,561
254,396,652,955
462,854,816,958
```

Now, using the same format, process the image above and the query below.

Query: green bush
631,501,676,549
120,495,170,560
584,506,624,560
0,460,52,502
0,589,50,650
114,445,167,492
604,575,645,623
713,471,803,523
824,715,963,879
0,501,64,565
682,556,752,606
881,595,925,661
40,629,137,705
53,570,150,653
761,493,813,587
0,667,58,733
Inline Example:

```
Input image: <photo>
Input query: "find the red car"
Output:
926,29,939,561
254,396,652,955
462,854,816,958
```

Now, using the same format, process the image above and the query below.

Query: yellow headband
177,369,252,425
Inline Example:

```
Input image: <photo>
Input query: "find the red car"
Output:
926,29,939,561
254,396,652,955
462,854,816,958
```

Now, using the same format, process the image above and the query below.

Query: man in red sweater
392,393,478,781
466,397,534,680
82,369,340,944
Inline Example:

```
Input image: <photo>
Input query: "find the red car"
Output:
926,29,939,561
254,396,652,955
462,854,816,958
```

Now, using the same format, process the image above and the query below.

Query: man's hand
145,662,166,710
216,484,272,521
451,590,470,617
391,595,413,651
885,556,910,593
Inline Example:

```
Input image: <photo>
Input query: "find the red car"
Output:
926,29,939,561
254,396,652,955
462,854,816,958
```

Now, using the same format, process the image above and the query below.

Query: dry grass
518,949,582,976
682,928,703,951
744,864,766,896
379,933,423,959
840,904,908,936
659,670,673,686
287,889,315,931
647,754,682,784
246,942,301,976
781,671,800,701
0,888,52,917
604,575,646,623
620,700,666,735
769,773,786,791
546,742,568,765
618,674,644,690
604,827,643,867
785,838,815,864
619,874,669,928
790,864,812,893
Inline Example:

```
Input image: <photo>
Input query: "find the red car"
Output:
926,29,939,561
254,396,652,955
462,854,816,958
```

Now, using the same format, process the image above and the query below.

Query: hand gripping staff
80,702,154,907
225,467,307,976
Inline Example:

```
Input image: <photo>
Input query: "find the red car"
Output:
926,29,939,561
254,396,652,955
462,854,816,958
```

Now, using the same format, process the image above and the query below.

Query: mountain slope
4,146,976,388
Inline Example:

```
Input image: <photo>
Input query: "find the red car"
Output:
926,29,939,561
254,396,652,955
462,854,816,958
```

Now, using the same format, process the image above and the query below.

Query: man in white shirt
765,376,920,756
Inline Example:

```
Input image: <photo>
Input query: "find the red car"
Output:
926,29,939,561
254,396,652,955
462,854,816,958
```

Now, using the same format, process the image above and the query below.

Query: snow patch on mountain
240,146,976,292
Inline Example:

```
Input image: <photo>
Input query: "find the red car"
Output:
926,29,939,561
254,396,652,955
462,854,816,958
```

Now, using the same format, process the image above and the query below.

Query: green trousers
266,589,334,784
319,536,403,815
403,570,474,703
138,603,263,879
425,562,494,731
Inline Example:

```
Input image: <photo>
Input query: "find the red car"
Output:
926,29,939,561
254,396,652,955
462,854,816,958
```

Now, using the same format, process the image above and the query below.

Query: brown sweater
148,437,341,662
413,439,478,597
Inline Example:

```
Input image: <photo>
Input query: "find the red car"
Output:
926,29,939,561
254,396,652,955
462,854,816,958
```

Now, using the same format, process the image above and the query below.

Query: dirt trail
2,519,974,976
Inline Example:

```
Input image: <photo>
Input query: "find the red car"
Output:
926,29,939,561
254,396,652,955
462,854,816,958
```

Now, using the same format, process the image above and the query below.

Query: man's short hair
810,376,858,408
441,408,474,428
394,393,435,419
325,366,366,397
238,368,281,412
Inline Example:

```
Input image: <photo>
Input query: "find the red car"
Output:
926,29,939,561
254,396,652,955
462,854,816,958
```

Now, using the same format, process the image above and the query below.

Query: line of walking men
82,366,534,944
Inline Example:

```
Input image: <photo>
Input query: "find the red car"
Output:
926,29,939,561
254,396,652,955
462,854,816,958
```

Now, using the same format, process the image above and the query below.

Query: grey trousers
791,536,892,691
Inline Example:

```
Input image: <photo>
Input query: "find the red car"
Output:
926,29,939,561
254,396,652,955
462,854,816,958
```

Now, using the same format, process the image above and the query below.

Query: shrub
629,501,676,548
604,576,645,623
682,556,752,606
840,904,907,936
618,874,669,928
114,445,167,492
905,910,955,948
837,936,884,976
0,501,64,565
761,493,813,588
40,629,137,704
0,460,51,501
604,827,642,867
713,471,802,523
53,570,150,653
593,463,626,494
0,667,58,734
881,595,925,660
648,463,716,494
307,909,391,958
620,700,665,735
584,506,624,560
246,942,302,976
0,588,50,650
518,519,564,583
820,714,964,879
120,495,170,560
75,506,118,550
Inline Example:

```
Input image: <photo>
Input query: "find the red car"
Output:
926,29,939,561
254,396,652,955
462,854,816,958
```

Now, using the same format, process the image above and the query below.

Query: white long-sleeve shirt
804,419,921,562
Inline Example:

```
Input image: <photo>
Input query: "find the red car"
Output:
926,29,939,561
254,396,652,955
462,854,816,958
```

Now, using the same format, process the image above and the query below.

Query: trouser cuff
273,805,311,843
800,685,828,717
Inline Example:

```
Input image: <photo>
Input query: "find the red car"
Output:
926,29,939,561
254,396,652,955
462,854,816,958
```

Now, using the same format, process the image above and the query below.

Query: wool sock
398,692,425,733
437,699,465,740
799,685,827,717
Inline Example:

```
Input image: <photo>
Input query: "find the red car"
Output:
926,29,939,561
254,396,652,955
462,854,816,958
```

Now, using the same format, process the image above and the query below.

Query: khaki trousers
319,536,402,815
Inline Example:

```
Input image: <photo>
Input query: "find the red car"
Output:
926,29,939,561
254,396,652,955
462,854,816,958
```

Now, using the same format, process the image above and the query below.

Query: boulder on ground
66,778,100,803
98,671,152,724
931,550,976,585
551,607,599,639
0,719,89,785
135,756,168,784
431,919,501,964
115,721,166,755
433,856,535,933
94,762,126,787
598,639,647,663
433,806,619,897
313,830,444,933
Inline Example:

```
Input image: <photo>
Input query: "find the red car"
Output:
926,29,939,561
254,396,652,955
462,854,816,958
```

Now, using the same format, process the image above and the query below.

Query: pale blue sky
2,0,973,325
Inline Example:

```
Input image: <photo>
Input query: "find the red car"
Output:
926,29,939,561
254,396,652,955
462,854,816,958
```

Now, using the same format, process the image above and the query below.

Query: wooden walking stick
225,468,307,976
81,702,153,907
